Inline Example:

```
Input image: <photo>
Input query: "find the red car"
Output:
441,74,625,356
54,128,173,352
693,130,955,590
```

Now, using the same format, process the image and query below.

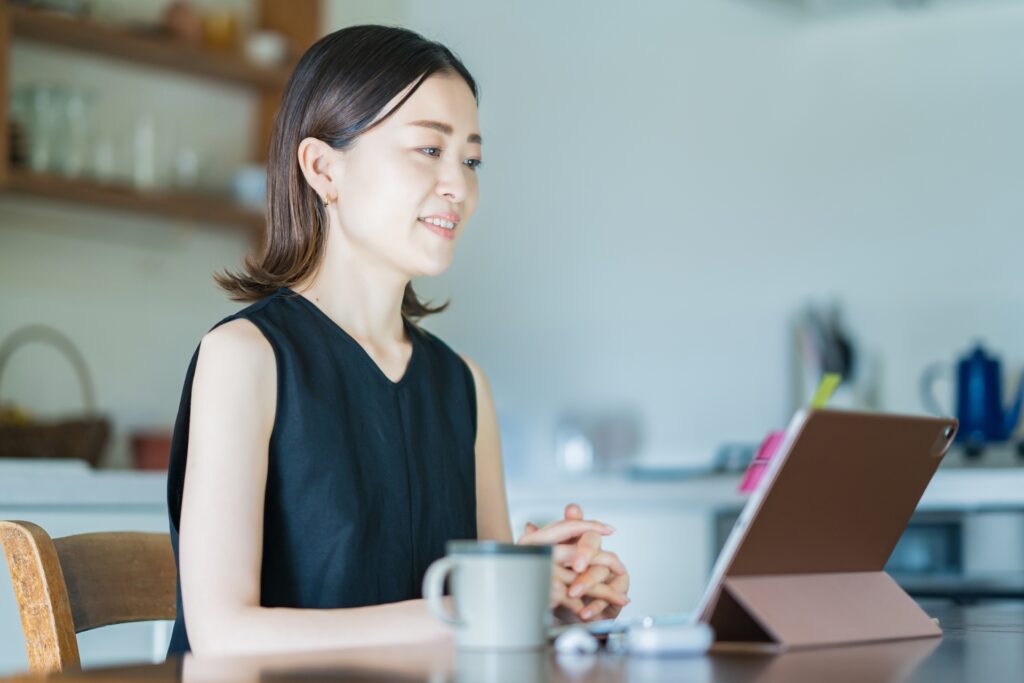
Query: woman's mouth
418,217,457,240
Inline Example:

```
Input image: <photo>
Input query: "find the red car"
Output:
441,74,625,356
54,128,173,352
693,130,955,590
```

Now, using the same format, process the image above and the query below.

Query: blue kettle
922,343,1024,450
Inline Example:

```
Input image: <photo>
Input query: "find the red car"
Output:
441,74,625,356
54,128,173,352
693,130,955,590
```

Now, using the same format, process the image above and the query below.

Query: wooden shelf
0,1,320,233
9,5,291,90
3,168,265,234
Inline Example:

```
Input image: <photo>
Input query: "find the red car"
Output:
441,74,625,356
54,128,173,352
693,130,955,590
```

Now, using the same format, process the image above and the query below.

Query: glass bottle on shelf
26,83,58,173
60,87,95,178
132,113,157,190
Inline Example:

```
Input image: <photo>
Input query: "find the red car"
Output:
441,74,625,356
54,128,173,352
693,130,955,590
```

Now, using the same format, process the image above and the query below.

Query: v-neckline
280,287,417,388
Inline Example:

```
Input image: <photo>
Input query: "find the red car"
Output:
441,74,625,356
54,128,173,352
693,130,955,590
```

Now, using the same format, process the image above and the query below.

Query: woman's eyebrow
406,120,482,144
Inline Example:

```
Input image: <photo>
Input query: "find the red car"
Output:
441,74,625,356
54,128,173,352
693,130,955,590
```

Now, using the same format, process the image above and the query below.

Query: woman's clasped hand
517,503,631,623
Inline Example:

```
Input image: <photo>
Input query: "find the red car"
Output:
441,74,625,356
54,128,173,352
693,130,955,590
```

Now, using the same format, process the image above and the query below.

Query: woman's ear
297,137,344,203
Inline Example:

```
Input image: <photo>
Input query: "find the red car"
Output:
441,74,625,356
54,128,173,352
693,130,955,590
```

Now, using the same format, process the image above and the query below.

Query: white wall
356,0,1024,475
0,200,247,467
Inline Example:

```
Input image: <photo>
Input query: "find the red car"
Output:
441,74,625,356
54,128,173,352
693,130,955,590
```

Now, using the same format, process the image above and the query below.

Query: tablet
693,409,957,651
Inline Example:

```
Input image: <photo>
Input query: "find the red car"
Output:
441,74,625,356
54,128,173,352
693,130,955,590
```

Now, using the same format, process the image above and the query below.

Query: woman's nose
435,158,469,203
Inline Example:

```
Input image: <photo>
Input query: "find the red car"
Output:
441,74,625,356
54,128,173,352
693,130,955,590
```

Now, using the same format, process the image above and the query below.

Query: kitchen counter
4,458,1024,511
0,460,166,507
507,466,1024,512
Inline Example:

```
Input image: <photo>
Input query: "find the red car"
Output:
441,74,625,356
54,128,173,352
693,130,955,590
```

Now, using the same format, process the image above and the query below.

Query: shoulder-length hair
216,25,479,321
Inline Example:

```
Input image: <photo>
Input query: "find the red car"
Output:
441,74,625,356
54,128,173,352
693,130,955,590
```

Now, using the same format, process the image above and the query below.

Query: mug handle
920,362,951,416
422,556,464,626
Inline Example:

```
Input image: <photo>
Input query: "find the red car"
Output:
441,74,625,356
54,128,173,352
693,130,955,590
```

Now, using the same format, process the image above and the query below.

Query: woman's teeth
422,217,455,230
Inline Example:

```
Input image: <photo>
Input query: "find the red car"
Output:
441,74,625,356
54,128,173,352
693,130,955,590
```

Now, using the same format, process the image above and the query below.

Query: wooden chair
0,520,176,674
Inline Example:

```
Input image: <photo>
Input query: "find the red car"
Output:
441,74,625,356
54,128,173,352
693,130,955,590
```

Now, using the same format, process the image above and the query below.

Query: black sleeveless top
165,288,478,654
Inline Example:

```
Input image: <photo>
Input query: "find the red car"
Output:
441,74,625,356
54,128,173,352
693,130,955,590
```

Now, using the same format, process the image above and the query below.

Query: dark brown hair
216,25,479,321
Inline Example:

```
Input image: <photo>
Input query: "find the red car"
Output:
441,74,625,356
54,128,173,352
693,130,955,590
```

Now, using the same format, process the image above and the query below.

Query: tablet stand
707,571,941,652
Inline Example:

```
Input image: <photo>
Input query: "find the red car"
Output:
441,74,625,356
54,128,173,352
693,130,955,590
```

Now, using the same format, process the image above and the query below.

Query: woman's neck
292,234,409,349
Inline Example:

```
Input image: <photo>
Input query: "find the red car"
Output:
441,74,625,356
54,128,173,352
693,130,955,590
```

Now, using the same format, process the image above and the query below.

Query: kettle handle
920,362,951,416
1005,369,1024,439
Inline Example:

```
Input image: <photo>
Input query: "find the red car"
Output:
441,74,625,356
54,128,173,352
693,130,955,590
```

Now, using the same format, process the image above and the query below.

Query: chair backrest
0,520,176,674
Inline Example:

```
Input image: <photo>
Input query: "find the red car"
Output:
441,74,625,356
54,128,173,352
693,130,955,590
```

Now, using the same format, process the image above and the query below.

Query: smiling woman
215,26,483,311
164,25,629,659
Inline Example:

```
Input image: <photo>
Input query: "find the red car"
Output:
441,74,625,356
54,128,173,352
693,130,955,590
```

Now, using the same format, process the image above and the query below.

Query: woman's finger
552,547,626,576
519,519,613,545
568,565,611,599
550,577,585,613
593,574,629,620
525,503,583,538
550,564,605,622
552,544,578,566
601,600,623,620
560,594,586,615
549,577,565,608
585,575,628,621
554,564,577,585
572,530,603,573
590,550,626,576
609,569,630,595
581,581,630,607
553,561,627,621
539,516,613,536
580,599,609,621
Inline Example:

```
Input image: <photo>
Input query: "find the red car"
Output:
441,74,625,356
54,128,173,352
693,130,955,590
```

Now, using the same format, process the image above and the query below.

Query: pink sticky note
738,429,786,493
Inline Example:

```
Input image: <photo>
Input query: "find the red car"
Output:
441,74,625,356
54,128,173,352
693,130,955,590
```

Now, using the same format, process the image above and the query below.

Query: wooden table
5,601,1023,683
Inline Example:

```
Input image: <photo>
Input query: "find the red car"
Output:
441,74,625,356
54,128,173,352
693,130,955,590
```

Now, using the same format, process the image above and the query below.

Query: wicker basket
0,324,110,467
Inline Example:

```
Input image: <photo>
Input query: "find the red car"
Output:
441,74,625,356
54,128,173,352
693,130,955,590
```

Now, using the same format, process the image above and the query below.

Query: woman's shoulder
201,288,298,346
196,293,286,373
411,324,488,394
190,317,276,421
206,289,287,333
456,352,487,388
202,318,272,360
412,323,470,368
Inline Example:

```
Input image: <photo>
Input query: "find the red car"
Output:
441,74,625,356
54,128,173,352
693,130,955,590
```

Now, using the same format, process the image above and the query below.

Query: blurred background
0,0,1023,672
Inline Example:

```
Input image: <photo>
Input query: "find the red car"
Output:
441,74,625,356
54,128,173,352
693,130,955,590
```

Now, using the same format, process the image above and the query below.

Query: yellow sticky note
810,373,842,409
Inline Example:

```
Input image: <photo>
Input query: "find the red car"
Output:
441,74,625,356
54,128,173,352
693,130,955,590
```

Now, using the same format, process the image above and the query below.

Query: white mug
422,540,553,649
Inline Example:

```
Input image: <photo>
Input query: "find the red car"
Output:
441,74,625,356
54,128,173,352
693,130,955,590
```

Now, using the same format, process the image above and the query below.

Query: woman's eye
419,148,482,171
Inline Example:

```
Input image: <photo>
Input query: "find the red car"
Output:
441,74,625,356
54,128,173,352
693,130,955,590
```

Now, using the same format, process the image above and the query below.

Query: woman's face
326,72,482,278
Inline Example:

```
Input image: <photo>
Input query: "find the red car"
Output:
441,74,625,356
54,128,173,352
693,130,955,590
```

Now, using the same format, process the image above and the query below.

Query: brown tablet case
700,410,956,652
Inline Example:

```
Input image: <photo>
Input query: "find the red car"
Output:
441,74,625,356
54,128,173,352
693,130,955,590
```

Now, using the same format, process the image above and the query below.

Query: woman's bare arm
179,320,451,657
459,355,631,621
460,354,514,543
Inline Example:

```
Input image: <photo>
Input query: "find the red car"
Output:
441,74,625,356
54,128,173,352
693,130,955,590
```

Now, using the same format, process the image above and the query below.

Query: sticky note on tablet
739,373,843,493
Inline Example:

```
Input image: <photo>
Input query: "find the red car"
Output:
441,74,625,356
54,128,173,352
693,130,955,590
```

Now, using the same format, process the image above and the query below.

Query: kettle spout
1005,372,1024,440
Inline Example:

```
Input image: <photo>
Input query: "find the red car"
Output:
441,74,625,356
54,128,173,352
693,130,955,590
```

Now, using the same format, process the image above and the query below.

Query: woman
166,25,630,657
